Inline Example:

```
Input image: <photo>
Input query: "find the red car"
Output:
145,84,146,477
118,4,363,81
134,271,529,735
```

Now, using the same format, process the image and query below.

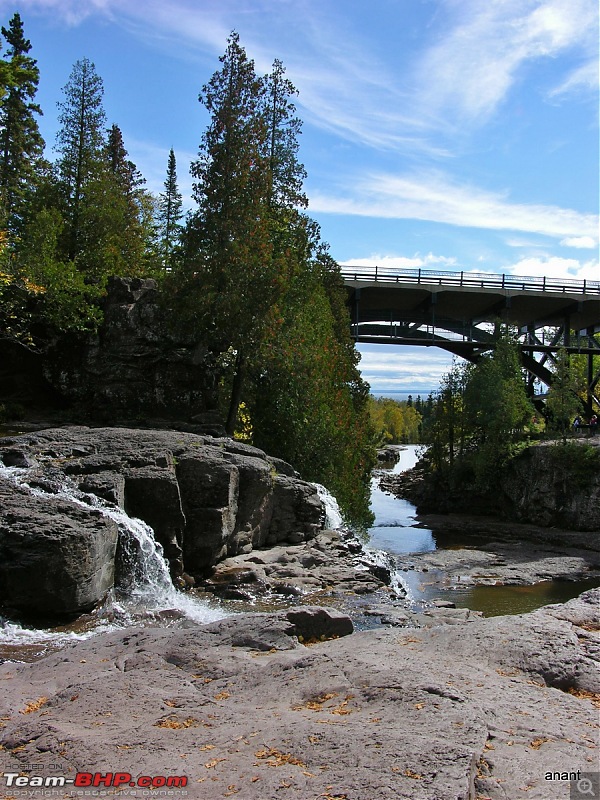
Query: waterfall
0,465,226,650
313,482,344,530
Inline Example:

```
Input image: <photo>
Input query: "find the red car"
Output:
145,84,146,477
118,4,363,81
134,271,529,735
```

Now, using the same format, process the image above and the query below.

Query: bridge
341,266,600,413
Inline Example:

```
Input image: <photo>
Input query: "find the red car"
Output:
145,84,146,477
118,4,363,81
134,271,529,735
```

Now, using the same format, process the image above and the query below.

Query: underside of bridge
343,269,600,415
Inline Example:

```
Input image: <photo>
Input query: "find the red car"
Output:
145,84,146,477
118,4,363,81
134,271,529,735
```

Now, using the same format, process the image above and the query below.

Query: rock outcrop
44,277,222,427
382,439,600,532
0,591,597,799
0,427,325,618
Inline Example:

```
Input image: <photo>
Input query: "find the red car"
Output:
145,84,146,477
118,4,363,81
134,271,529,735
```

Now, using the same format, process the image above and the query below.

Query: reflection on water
368,446,435,555
446,578,600,617
369,445,600,616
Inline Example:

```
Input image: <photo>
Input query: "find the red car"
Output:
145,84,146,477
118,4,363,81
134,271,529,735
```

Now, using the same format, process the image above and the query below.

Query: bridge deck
341,266,600,332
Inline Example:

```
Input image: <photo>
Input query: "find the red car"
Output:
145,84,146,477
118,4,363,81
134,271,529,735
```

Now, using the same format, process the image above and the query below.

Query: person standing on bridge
573,416,582,436
590,415,598,436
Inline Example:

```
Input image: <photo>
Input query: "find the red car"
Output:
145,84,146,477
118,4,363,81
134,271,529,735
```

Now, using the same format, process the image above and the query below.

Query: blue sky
1,0,598,394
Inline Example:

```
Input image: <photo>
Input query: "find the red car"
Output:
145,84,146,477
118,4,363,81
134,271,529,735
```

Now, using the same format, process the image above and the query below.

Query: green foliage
55,57,107,262
545,348,585,433
545,441,600,489
368,396,421,445
249,253,375,528
0,12,45,237
422,334,535,489
156,148,183,269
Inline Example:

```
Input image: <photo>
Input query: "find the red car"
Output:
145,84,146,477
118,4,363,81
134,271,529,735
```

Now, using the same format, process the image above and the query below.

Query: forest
0,17,375,526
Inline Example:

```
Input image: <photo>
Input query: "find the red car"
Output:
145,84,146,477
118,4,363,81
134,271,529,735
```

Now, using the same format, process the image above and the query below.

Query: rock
267,474,325,545
284,606,354,640
201,530,393,602
0,479,118,617
0,427,327,618
42,277,221,422
0,592,597,800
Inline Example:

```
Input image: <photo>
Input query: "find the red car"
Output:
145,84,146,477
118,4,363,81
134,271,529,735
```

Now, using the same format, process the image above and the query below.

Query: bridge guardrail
340,266,600,295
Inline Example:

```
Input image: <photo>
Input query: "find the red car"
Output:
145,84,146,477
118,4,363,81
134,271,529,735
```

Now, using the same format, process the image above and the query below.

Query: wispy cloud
548,59,599,99
310,170,599,242
415,0,599,125
560,236,598,249
0,0,114,26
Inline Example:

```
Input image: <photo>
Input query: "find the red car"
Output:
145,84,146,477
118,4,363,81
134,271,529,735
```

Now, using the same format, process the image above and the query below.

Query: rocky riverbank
0,591,598,800
380,438,600,531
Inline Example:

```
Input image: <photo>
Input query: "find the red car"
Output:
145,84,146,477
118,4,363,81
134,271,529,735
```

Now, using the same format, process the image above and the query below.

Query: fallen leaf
20,697,48,714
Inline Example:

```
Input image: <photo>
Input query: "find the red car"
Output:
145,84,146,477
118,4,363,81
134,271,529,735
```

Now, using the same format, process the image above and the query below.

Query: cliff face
45,277,222,426
0,277,222,428
0,427,324,618
499,441,600,531
382,440,600,532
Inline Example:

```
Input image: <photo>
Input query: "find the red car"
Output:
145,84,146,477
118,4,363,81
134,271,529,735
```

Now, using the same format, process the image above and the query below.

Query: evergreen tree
55,58,106,262
0,13,44,237
102,123,150,274
546,348,584,434
157,147,182,268
188,31,274,433
264,59,307,212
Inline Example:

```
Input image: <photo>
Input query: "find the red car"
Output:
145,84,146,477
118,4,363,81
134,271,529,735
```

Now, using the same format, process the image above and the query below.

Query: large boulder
0,427,326,617
0,480,118,617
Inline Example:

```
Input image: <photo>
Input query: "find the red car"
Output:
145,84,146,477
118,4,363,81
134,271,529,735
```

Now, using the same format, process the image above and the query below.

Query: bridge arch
341,266,600,414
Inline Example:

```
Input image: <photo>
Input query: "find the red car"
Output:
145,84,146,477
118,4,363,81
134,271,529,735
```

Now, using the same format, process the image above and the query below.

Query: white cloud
560,236,598,249
503,255,599,282
356,345,453,391
549,59,599,98
310,170,599,242
416,0,599,124
340,253,458,270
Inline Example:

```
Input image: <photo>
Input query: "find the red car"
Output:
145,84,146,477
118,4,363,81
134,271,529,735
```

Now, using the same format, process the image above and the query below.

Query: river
368,444,600,616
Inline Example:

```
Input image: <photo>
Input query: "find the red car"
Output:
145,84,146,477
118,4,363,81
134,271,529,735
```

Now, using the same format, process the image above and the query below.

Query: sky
1,0,598,395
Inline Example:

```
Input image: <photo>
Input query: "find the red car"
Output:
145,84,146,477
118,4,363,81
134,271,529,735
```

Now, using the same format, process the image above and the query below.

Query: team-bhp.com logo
3,772,188,790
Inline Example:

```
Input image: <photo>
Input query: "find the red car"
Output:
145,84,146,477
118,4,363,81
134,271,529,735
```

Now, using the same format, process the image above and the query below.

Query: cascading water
313,481,407,600
0,465,227,657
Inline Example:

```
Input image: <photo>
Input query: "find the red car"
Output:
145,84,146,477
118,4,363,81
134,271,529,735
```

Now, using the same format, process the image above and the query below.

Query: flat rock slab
0,591,598,799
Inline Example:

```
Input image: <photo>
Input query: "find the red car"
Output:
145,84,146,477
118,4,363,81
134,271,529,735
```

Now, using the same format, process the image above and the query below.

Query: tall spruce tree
157,147,182,268
0,13,44,238
55,58,106,262
189,31,274,434
102,123,149,274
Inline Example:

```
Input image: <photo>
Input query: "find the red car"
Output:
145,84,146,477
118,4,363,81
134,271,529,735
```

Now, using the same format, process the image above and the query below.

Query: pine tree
157,147,182,268
264,59,307,212
0,13,44,237
55,58,106,261
102,123,149,274
188,31,273,433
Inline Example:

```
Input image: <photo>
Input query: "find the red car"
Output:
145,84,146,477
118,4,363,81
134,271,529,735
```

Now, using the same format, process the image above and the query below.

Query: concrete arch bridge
341,266,600,414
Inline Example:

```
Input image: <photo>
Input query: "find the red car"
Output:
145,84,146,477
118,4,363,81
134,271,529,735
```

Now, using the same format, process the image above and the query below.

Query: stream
369,444,600,616
1,443,597,662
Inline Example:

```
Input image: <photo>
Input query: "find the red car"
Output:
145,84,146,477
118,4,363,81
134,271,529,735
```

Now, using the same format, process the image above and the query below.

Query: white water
0,465,226,654
314,480,407,599
313,482,344,530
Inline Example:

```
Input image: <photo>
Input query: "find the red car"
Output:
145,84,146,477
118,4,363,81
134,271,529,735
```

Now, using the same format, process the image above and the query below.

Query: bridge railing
340,266,600,295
